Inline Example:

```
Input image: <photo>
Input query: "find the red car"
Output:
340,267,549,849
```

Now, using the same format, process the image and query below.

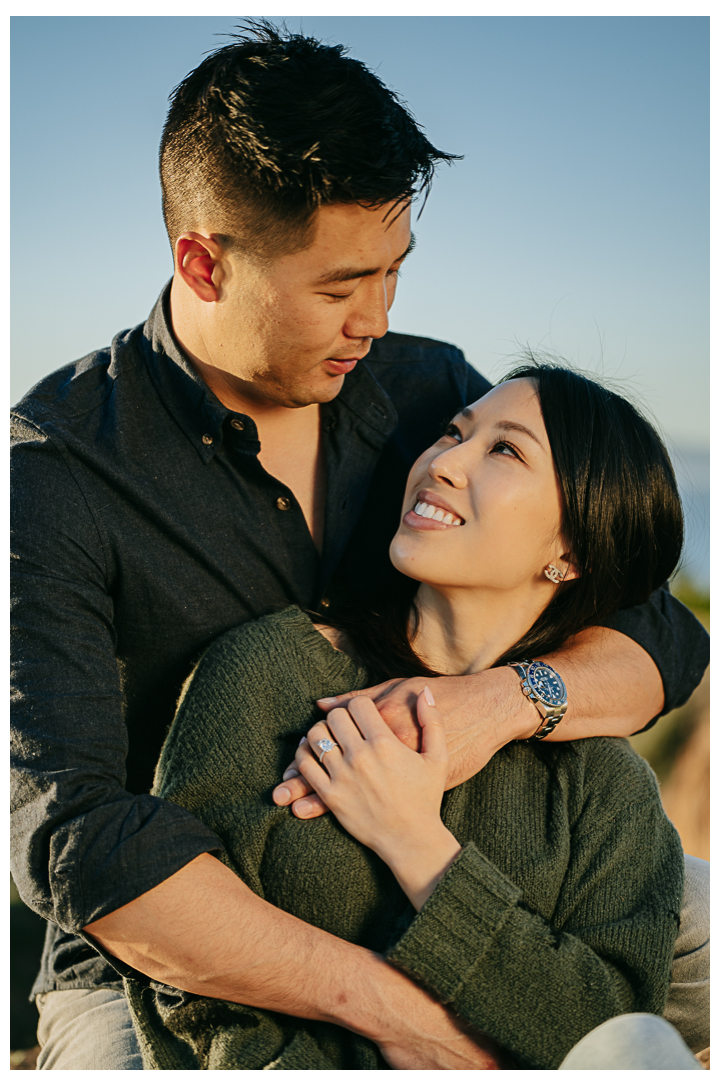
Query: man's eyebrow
457,409,544,449
315,233,416,286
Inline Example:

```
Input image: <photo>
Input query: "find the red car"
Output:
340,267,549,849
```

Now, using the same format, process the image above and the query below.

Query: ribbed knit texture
125,607,684,1070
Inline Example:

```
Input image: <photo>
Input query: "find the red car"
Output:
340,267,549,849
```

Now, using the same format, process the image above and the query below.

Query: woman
125,365,686,1069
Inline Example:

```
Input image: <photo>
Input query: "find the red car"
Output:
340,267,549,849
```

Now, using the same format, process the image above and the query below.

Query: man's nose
343,281,390,341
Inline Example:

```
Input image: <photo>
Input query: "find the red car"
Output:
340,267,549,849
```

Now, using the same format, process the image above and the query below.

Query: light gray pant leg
559,1013,703,1070
664,854,710,1053
36,988,144,1070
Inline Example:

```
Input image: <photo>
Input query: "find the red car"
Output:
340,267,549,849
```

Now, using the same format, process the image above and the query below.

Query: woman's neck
411,582,550,674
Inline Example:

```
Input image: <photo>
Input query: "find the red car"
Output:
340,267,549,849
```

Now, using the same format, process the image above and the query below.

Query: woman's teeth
413,501,463,526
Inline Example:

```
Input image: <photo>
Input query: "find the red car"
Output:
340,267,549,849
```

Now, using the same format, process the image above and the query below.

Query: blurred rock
10,1046,39,1070
661,669,710,861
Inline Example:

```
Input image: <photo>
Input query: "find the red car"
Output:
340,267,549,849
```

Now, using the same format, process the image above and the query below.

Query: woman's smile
403,488,465,530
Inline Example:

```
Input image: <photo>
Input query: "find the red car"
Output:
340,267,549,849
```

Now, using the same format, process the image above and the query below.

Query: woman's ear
557,553,581,582
543,555,581,584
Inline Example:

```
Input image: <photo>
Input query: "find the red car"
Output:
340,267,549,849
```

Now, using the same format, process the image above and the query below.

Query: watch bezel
526,661,567,708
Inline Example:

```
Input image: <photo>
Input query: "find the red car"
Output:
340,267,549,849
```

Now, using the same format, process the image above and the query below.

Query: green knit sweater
124,607,684,1070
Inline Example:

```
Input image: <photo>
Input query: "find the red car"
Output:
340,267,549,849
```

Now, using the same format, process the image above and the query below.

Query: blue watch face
528,663,566,705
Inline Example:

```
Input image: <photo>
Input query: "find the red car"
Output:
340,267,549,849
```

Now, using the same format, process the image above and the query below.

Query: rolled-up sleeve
600,584,709,720
11,418,222,931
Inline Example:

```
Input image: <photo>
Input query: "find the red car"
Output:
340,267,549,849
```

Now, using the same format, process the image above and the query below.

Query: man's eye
324,292,353,302
491,440,519,458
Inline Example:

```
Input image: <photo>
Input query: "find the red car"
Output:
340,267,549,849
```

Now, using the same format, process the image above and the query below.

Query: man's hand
371,967,509,1070
342,946,509,1070
273,668,535,817
273,627,665,819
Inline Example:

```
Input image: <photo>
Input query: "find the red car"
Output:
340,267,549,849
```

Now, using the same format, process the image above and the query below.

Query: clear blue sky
11,16,709,585
12,16,708,452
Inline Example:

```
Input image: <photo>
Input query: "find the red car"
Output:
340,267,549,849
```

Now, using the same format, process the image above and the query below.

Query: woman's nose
428,446,468,489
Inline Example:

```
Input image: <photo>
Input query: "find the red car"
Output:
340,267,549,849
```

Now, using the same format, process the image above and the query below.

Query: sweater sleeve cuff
386,843,522,1001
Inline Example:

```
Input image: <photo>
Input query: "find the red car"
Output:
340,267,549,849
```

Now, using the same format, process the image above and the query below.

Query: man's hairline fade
159,19,460,264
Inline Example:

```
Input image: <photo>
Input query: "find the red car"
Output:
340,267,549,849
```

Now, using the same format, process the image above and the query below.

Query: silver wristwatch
507,660,568,741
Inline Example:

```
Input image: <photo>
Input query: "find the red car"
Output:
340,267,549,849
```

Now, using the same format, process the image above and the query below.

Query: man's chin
279,373,347,410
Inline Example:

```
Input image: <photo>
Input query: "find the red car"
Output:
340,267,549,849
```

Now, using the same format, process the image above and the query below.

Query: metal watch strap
508,661,568,741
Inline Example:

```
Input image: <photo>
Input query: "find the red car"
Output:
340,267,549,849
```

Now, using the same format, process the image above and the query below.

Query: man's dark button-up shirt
11,285,709,995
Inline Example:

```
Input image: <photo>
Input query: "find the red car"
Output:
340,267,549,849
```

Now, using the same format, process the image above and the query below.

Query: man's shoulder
364,331,492,408
11,325,142,435
366,330,468,365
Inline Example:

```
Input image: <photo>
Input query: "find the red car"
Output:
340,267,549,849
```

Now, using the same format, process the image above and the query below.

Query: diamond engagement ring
317,738,339,764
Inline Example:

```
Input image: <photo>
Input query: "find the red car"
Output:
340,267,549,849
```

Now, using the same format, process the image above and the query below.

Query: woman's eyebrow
315,233,416,286
457,410,543,449
494,420,544,449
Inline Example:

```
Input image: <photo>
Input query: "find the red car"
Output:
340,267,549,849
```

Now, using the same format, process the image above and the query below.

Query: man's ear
175,233,225,303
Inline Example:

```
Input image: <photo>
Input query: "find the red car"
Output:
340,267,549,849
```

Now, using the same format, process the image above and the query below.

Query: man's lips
323,341,373,376
323,358,359,376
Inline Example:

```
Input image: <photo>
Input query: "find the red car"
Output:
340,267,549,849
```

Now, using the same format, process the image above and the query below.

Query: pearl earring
544,564,564,584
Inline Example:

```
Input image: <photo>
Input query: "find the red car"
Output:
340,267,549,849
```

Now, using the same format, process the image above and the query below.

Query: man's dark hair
160,20,459,259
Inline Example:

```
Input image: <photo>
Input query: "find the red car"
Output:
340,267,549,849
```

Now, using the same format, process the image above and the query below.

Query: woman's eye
491,440,520,459
443,423,462,442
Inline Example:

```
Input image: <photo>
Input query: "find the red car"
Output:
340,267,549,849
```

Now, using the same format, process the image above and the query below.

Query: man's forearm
85,852,387,1027
439,627,664,780
539,625,665,740
84,852,503,1068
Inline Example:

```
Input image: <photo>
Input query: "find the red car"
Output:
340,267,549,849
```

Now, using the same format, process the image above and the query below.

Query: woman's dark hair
328,361,684,682
160,20,459,259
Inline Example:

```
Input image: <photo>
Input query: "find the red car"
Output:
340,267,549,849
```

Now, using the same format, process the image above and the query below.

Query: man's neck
186,350,285,421
169,285,327,553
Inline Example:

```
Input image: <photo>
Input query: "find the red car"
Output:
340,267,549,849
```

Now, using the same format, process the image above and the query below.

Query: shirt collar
140,281,398,459
336,355,398,446
140,282,234,462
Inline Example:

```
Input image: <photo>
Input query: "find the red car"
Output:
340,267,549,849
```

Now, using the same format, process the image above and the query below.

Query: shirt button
276,496,292,511
231,419,245,431
202,434,213,445
319,597,331,610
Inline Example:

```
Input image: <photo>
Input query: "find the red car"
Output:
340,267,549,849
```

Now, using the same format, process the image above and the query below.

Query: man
11,22,708,1070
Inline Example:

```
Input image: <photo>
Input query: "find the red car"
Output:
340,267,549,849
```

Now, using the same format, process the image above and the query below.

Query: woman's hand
294,687,462,911
272,669,531,819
